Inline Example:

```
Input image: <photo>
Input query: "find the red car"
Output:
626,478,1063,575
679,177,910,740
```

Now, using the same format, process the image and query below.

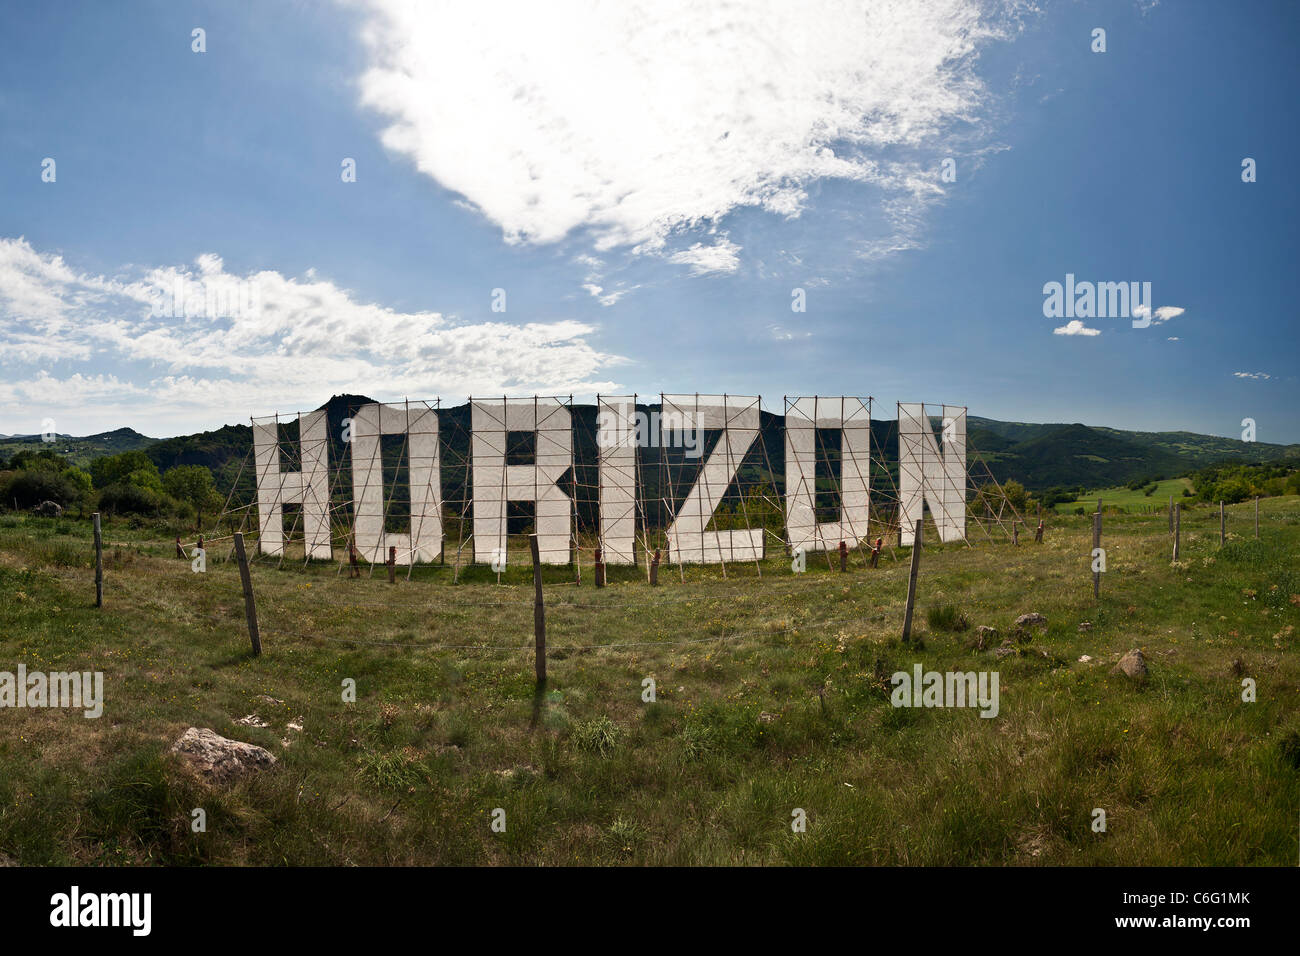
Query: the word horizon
252,395,969,566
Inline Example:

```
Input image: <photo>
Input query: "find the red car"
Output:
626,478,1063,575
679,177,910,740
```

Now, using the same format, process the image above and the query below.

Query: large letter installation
897,403,967,545
471,398,573,565
350,401,442,564
662,394,762,564
784,396,871,552
596,395,638,565
253,409,332,558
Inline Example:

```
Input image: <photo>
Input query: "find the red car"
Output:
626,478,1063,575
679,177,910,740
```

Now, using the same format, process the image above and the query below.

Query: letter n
897,403,966,545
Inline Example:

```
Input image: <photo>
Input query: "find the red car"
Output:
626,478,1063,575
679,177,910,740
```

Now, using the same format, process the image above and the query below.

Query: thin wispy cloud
1233,371,1270,380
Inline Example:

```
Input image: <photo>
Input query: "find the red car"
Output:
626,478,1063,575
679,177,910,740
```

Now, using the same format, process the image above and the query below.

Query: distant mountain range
0,426,159,467
3,399,1296,493
965,416,1300,488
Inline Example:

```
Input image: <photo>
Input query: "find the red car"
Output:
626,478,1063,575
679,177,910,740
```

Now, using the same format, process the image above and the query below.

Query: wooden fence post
387,545,396,583
175,536,185,559
1173,503,1181,562
650,548,660,587
93,512,103,608
869,537,881,569
232,532,261,656
1034,518,1044,543
530,534,546,688
838,540,848,572
901,520,922,643
594,547,605,588
1012,522,1019,546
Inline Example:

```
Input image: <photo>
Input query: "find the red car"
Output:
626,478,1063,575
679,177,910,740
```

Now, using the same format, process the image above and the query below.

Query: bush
98,481,164,517
0,469,80,509
926,604,970,632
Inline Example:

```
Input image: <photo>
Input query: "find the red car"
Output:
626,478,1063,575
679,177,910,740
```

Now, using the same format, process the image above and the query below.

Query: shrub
572,715,621,756
926,604,970,632
0,469,80,509
98,481,164,516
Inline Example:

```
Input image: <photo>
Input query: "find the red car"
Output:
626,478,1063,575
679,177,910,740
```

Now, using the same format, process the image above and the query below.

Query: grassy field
0,499,1297,866
1054,477,1195,514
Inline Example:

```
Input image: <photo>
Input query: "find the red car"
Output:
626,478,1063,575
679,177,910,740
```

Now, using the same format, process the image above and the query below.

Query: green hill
0,427,157,469
7,405,1299,496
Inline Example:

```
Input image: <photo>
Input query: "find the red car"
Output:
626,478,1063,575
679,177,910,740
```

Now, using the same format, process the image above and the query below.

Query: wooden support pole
387,545,396,583
232,532,261,656
1012,522,1019,546
594,548,605,588
1220,500,1225,545
1092,512,1101,599
649,548,660,586
901,520,922,643
530,534,546,688
93,512,103,608
838,540,847,572
1173,503,1181,562
1034,519,1044,543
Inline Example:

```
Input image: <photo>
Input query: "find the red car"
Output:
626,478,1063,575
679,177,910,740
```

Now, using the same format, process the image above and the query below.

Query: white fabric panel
662,394,762,564
471,399,573,565
349,402,443,565
253,409,332,559
784,396,871,552
897,402,967,545
597,395,637,564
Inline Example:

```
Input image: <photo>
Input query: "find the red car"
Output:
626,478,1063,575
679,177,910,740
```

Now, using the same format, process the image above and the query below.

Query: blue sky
1,0,1296,442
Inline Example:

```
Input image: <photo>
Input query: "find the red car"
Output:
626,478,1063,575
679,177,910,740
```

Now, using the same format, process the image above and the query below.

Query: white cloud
1166,336,1179,341
1053,320,1101,337
667,238,742,276
1134,303,1184,325
0,237,624,433
1233,371,1270,380
354,0,1019,271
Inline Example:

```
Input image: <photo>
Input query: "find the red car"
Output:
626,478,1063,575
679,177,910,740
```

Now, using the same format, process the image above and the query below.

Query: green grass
1054,477,1194,514
0,499,1297,866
